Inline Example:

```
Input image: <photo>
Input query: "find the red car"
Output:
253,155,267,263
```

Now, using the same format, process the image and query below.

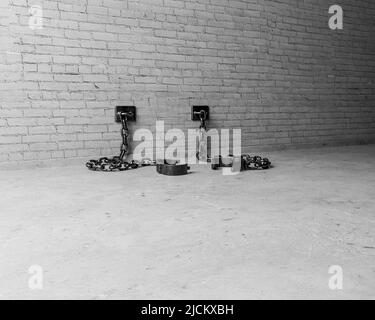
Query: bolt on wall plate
192,106,209,121
115,106,136,122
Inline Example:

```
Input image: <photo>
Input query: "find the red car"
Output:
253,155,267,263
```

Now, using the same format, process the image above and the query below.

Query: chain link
86,112,155,172
196,110,208,161
241,154,271,170
211,154,271,170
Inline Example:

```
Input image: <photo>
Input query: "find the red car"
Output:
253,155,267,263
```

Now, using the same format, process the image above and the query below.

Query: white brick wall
1,0,375,165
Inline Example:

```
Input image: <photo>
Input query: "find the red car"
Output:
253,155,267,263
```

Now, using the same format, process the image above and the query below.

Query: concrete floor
0,145,374,300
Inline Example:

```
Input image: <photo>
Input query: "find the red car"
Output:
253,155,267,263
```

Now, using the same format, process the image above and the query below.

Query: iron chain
86,112,155,172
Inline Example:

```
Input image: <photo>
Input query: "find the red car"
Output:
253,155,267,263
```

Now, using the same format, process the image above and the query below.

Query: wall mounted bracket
191,106,209,121
115,106,136,122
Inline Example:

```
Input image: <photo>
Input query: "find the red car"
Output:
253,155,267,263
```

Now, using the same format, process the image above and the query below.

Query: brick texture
1,0,375,164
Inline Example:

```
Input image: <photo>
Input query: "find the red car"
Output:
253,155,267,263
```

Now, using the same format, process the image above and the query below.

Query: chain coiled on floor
240,154,271,170
86,112,155,172
211,154,271,171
